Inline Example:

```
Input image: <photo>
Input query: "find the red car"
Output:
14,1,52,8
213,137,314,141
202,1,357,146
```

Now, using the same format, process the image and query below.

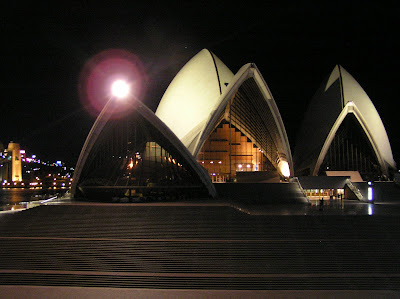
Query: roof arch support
313,101,387,176
71,100,216,198
194,63,293,177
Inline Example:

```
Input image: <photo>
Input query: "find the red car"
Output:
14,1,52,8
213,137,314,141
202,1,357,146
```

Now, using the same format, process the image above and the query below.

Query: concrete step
1,204,399,290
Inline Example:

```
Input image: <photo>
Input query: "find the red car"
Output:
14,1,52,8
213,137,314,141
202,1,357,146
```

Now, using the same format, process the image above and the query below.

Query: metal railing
290,177,310,203
345,179,364,201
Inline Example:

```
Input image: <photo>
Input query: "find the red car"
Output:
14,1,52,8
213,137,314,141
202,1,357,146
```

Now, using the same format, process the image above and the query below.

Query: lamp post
71,80,131,196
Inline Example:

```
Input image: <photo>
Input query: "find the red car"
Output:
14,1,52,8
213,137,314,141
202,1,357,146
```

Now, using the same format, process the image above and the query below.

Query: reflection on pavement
232,198,400,216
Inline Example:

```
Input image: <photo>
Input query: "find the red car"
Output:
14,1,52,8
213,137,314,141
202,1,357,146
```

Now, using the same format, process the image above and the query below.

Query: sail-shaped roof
294,65,396,177
155,49,234,148
156,49,293,178
72,99,216,198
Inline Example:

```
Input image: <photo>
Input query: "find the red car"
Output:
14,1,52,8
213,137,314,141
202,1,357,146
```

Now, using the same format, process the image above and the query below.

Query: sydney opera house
3,49,400,297
71,49,397,201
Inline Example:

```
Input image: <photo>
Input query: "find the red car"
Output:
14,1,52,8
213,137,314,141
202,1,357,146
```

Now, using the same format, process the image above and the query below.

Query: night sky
1,2,398,168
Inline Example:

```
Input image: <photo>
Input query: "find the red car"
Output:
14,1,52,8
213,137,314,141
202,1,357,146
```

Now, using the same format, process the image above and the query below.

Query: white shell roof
295,65,396,176
155,49,234,147
329,65,395,171
155,50,294,176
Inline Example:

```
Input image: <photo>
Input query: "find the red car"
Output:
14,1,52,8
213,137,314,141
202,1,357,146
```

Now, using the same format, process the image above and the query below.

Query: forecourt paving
0,200,399,297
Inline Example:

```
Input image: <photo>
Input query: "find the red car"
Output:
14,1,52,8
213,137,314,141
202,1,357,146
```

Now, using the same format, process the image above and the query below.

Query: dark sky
1,2,398,167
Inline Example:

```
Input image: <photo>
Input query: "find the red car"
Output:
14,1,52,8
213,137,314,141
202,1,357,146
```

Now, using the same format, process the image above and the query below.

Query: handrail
290,177,310,203
345,179,364,201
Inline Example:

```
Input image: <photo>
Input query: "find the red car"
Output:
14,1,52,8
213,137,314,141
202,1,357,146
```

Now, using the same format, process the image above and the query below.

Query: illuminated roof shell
156,49,293,176
294,65,396,177
156,49,234,148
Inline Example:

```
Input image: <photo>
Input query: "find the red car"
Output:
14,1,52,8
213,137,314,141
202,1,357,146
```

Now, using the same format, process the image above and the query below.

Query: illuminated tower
7,142,22,182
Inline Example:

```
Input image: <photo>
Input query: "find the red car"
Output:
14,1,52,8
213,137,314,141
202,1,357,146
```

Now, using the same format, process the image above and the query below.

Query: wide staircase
0,203,399,291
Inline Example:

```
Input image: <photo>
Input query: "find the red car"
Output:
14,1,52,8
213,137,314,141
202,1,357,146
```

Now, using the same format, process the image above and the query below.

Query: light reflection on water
0,189,67,211
0,189,47,204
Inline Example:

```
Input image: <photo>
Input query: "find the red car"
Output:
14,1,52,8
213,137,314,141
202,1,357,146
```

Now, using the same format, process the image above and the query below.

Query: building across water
1,142,73,189
0,142,22,184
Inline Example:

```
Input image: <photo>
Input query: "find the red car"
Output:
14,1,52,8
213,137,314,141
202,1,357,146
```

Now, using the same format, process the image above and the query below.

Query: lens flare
78,49,147,118
111,80,130,99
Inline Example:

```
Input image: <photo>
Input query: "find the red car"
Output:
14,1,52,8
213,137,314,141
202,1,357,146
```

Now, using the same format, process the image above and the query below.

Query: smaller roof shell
294,65,396,177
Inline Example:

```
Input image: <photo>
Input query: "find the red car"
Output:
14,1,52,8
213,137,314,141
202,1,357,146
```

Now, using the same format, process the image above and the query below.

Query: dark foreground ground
0,199,399,298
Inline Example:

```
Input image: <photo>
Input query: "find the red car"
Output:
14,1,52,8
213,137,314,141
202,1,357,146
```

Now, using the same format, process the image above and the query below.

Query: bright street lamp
111,79,130,99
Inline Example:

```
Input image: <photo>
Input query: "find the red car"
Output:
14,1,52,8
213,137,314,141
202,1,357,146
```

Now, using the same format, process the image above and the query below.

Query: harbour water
1,189,47,204
0,189,68,211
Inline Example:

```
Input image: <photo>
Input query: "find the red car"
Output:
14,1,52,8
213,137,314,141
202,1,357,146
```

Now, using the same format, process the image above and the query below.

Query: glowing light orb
111,80,130,99
78,49,147,118
278,160,290,178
